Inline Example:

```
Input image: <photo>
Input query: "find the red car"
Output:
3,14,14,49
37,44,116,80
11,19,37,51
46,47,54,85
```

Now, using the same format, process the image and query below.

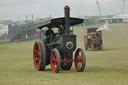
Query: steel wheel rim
33,42,40,70
75,49,83,71
50,50,58,72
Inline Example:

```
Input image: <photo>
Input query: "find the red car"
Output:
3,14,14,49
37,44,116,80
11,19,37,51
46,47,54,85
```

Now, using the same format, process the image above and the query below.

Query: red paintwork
50,50,58,72
33,42,40,70
88,44,93,48
74,49,83,71
88,44,103,50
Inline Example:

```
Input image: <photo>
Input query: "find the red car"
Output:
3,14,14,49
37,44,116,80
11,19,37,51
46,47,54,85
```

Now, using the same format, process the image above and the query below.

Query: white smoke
97,21,112,32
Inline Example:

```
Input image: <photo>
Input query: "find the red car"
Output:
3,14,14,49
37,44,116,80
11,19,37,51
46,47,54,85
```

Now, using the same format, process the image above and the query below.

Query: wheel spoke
35,58,40,61
54,57,58,61
79,62,82,68
34,49,38,53
36,45,39,51
77,65,80,70
78,63,82,70
76,55,83,62
37,51,40,56
53,62,57,67
36,63,40,68
53,57,56,61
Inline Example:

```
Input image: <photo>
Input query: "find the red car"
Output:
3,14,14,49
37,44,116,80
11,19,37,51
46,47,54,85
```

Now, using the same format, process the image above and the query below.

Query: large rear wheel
74,48,86,72
33,41,47,71
50,48,61,73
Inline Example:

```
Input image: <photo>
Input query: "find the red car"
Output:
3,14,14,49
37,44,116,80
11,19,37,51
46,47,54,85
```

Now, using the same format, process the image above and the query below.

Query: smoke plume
97,21,112,32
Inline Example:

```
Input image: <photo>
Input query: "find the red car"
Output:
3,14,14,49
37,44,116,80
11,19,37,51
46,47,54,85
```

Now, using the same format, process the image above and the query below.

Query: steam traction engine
84,28,103,51
33,6,86,73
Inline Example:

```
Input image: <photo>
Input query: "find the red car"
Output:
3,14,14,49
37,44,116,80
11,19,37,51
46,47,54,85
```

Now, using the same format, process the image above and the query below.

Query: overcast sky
0,0,126,20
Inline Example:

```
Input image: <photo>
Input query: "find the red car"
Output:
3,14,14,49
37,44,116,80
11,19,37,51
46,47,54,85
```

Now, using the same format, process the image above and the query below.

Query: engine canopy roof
33,17,83,29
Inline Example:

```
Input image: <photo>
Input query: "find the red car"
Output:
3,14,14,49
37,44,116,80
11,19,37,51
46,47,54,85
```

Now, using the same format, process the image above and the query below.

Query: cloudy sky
0,0,126,20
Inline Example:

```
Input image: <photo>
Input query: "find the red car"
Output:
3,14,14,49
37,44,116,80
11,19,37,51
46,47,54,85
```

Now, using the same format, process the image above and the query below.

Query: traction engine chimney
64,6,70,34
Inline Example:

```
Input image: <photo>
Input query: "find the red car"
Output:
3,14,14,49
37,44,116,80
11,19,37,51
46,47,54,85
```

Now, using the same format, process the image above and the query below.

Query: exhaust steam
97,21,112,32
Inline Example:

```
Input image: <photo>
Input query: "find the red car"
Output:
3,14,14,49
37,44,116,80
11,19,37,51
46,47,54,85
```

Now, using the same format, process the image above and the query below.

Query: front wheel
50,48,61,73
74,48,86,72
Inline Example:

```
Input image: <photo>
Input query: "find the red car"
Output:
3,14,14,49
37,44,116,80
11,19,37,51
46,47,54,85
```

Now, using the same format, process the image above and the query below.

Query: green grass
0,23,128,85
0,39,9,42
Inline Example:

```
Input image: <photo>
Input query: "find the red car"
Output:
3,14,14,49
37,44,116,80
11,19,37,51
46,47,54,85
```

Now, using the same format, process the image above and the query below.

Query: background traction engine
84,28,103,51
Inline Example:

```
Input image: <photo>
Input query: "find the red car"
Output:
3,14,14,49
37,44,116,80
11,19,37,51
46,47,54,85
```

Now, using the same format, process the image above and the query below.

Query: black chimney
64,6,70,34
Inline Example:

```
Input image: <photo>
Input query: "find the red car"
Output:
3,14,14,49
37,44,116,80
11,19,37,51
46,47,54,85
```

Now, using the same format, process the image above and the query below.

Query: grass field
0,39,9,42
0,23,128,85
